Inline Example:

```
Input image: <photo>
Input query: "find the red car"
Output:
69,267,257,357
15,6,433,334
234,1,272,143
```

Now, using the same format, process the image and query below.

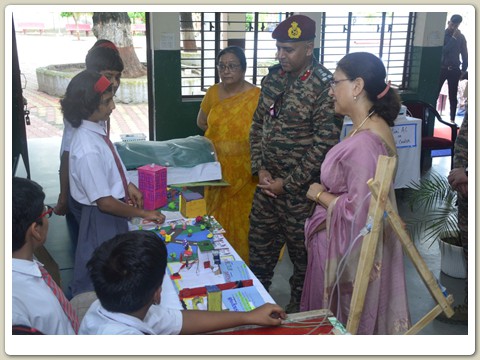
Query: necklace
350,110,375,137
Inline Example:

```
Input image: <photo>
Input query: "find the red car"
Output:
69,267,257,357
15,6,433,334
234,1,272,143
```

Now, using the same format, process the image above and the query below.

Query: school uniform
68,120,130,297
79,300,183,335
12,259,76,335
60,119,106,158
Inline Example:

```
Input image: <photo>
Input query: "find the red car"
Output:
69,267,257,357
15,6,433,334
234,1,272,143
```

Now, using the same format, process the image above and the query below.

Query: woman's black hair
336,52,401,126
217,46,247,71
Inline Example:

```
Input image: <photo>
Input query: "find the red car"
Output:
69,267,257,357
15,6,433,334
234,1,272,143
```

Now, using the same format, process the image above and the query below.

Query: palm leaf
405,171,460,247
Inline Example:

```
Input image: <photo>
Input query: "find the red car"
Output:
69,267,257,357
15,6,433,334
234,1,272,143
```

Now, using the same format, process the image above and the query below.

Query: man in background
436,14,468,123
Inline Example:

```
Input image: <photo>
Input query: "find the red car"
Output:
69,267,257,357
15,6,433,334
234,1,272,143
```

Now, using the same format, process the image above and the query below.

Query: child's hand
247,303,287,327
143,210,166,224
128,183,144,208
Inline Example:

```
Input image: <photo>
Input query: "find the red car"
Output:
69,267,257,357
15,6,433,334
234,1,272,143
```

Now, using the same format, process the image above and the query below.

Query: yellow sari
203,84,260,263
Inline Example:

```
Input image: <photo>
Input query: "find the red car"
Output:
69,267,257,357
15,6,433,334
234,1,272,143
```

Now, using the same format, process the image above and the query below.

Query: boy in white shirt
80,230,286,334
12,177,79,334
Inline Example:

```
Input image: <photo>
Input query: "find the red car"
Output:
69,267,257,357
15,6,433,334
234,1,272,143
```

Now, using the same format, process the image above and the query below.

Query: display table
129,212,275,311
341,115,422,188
128,192,346,334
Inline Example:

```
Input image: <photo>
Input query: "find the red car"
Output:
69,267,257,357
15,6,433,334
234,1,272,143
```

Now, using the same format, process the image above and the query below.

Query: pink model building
137,163,167,210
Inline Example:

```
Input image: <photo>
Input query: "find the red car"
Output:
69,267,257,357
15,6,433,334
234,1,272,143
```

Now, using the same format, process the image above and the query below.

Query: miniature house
179,191,207,218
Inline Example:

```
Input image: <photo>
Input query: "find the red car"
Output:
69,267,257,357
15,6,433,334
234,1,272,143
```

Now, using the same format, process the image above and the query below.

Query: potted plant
405,171,466,278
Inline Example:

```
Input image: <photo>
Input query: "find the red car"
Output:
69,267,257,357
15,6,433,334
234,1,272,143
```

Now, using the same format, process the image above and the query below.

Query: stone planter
439,239,466,279
36,64,147,104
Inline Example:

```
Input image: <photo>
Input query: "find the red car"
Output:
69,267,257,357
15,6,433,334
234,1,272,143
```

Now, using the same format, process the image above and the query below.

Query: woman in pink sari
300,52,411,334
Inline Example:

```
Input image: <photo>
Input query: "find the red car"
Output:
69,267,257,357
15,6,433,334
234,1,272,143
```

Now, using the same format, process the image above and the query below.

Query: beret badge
288,21,302,39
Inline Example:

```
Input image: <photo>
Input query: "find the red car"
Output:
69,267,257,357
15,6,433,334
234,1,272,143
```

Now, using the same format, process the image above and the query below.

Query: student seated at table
79,230,286,334
12,177,79,334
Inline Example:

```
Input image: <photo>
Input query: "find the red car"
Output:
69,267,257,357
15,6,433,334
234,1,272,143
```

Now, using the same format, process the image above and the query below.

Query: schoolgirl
60,70,165,297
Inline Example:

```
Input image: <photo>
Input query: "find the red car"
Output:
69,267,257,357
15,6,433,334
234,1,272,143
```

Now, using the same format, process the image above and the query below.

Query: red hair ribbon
97,41,119,52
377,80,391,99
94,75,111,94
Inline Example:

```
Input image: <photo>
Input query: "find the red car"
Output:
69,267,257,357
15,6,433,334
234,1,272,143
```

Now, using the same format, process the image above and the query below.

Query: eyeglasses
38,205,54,220
329,78,352,89
217,63,242,73
269,91,285,119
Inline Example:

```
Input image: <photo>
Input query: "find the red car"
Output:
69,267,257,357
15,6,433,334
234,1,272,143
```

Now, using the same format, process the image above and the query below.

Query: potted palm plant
405,171,466,278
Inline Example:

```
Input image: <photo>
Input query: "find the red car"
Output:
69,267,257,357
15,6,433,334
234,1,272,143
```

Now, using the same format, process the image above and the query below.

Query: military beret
272,15,316,42
450,14,463,24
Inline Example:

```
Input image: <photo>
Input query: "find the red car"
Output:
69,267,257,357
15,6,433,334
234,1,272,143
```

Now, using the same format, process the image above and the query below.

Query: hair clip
377,80,391,99
94,75,111,94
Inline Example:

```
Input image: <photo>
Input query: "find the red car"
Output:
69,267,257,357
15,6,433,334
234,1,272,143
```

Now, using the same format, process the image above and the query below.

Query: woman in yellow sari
197,46,260,263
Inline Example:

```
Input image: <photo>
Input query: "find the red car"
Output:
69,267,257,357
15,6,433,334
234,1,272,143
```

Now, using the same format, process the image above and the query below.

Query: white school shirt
69,120,130,205
60,118,106,156
79,300,183,335
12,258,76,335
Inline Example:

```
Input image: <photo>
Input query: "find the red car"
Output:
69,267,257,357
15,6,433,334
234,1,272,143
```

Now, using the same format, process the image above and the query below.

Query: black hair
217,46,247,71
85,41,124,73
12,177,45,252
60,70,113,128
336,52,401,126
87,230,168,314
450,14,463,24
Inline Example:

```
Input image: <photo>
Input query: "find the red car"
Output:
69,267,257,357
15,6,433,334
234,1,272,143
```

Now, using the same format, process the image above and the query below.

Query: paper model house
179,192,206,218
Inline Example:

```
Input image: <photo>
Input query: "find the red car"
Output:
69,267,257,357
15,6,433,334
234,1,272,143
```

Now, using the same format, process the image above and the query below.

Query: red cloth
215,318,334,335
102,135,130,203
39,266,79,334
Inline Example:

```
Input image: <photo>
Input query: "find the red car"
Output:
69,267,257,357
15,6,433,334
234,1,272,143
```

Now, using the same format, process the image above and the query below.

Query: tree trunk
92,12,146,78
180,12,197,51
72,13,80,41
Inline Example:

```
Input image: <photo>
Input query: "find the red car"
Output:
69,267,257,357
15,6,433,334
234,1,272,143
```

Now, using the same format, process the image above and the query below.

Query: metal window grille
180,12,415,97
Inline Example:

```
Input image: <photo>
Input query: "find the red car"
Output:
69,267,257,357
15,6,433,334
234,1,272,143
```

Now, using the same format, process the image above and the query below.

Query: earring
353,96,357,101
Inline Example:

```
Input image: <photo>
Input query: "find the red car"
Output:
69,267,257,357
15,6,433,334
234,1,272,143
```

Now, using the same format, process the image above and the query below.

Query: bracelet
315,190,324,203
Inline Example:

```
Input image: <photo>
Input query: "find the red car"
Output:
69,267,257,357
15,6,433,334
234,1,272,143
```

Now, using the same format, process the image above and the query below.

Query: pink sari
300,130,411,334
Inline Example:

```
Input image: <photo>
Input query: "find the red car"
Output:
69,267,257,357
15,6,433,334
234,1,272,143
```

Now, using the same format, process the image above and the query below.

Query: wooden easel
346,155,455,335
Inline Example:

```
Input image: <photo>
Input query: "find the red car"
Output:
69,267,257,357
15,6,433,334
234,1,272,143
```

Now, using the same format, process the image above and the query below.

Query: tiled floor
14,139,469,336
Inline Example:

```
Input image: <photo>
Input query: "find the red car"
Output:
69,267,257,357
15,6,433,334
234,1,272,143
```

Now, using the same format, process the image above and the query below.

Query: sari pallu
204,86,260,263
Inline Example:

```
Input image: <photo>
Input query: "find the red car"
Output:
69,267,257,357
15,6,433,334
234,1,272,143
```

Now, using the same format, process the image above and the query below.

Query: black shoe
436,304,468,325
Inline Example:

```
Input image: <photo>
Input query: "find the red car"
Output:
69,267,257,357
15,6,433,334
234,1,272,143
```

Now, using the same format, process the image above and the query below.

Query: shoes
436,304,468,325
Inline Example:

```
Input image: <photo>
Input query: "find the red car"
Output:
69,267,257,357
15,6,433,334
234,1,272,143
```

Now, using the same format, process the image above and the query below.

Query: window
180,12,415,97
320,12,415,89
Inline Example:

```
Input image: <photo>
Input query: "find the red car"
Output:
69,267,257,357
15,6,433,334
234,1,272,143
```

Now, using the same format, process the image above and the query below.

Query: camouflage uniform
249,60,343,312
453,109,468,261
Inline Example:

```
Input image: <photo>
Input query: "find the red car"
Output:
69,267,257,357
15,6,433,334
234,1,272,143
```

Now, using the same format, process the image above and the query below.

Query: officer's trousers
248,189,310,311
